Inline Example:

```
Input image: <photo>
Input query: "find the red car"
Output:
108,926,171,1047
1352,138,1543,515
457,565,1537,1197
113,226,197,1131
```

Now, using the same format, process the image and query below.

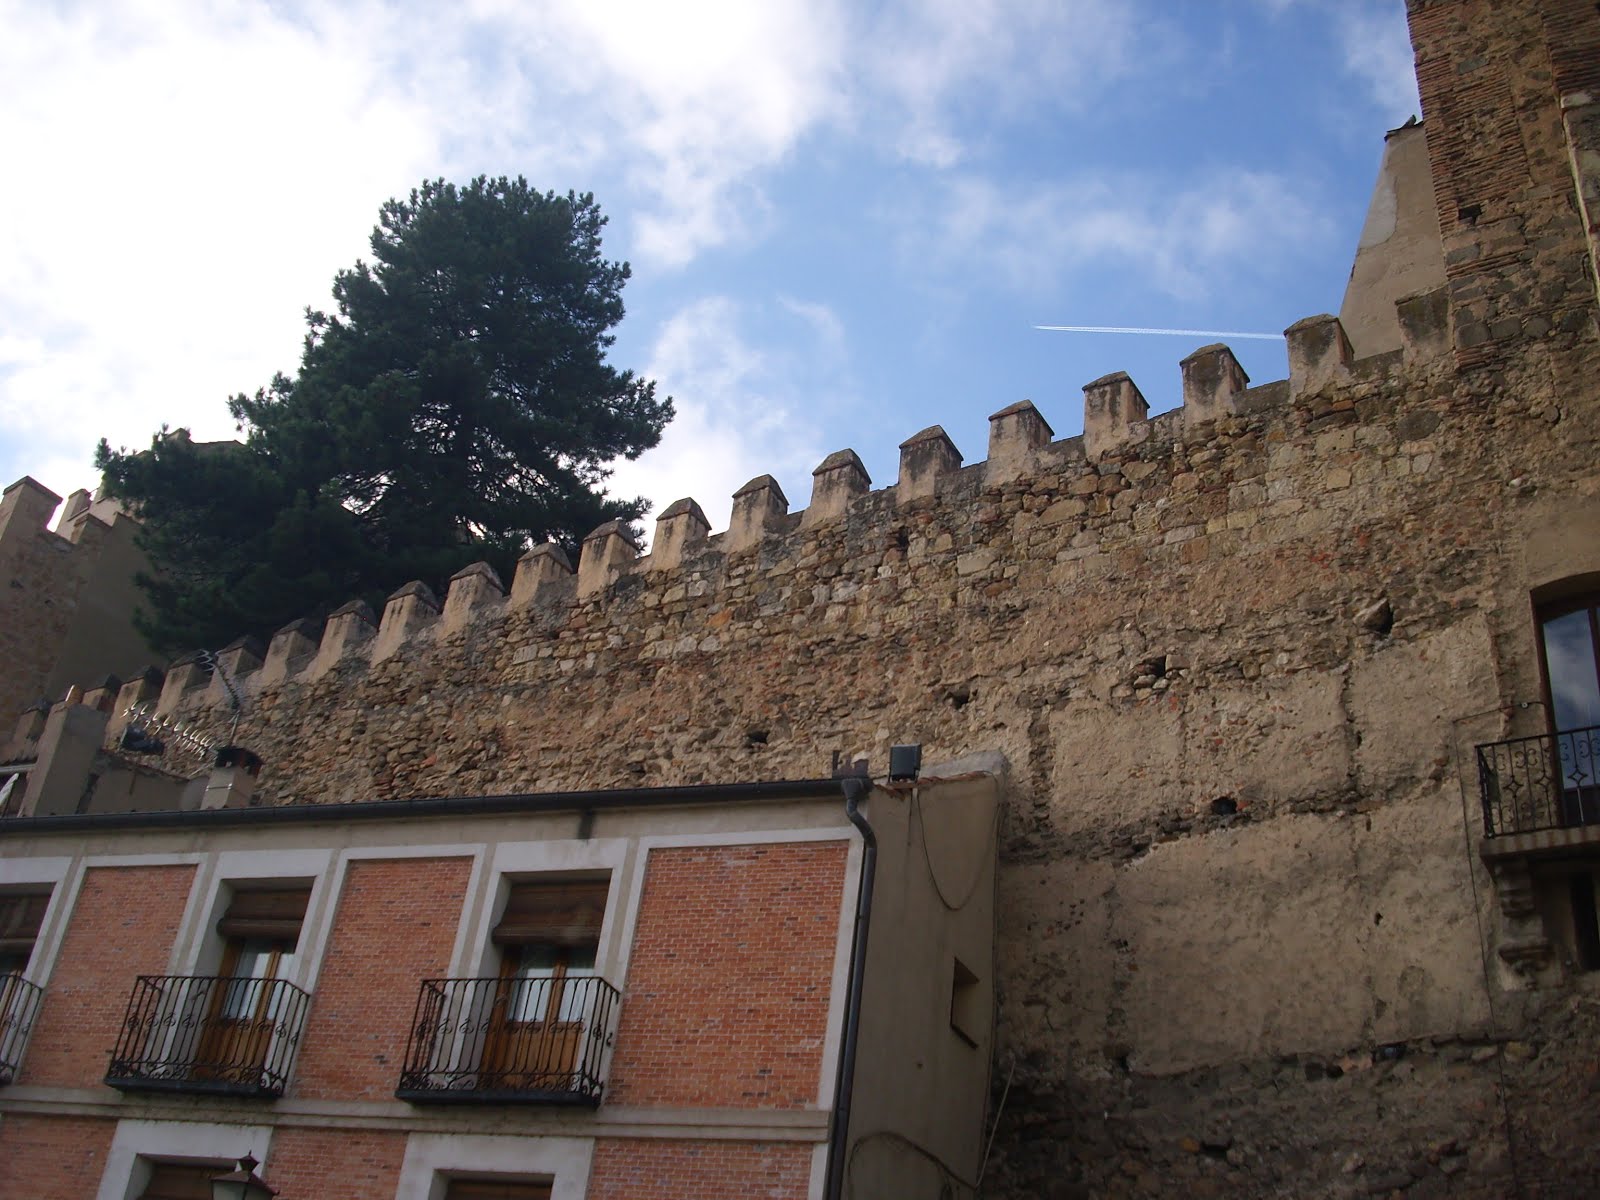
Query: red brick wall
608,841,848,1108
265,1127,406,1199
0,1114,115,1200
292,856,470,1100
586,1138,813,1199
20,864,195,1088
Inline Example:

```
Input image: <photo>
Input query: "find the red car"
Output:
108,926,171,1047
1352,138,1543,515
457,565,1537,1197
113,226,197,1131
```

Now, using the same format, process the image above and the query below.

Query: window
397,874,619,1102
1539,595,1600,732
0,767,27,817
484,878,607,1087
137,1159,233,1200
1536,594,1600,825
445,1179,553,1200
0,887,50,977
197,885,310,1080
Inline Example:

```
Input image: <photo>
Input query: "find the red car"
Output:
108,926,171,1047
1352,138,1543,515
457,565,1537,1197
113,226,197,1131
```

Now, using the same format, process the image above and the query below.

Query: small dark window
1571,872,1600,972
0,888,51,977
446,1179,553,1200
950,957,981,1047
138,1160,233,1200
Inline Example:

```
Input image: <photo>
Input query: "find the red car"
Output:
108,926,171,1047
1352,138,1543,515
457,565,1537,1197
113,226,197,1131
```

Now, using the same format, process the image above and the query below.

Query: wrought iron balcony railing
396,974,620,1105
104,974,311,1098
1477,724,1600,837
0,973,43,1084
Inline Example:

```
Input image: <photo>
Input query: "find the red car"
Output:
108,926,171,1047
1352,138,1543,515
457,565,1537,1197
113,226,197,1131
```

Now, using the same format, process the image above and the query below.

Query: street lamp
211,1154,278,1200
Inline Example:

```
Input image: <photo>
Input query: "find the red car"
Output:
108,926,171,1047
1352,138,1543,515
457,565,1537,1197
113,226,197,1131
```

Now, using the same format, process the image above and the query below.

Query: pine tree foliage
97,178,672,653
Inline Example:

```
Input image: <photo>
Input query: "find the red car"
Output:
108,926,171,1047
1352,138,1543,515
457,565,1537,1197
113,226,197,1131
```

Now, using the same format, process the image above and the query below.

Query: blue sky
0,0,1419,541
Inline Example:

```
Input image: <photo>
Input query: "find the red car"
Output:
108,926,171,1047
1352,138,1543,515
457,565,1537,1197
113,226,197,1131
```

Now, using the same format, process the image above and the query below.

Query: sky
0,0,1420,543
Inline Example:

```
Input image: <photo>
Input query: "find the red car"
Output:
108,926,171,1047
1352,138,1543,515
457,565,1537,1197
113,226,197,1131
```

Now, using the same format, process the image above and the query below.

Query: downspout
824,775,877,1200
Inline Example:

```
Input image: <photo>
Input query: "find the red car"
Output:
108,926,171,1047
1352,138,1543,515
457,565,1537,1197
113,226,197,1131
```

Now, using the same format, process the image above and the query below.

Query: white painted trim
344,843,485,862
0,855,72,886
396,1132,593,1200
808,1141,830,1200
176,849,338,984
815,835,863,1112
96,1118,274,1200
633,826,851,852
467,838,630,977
81,853,207,869
0,1089,833,1139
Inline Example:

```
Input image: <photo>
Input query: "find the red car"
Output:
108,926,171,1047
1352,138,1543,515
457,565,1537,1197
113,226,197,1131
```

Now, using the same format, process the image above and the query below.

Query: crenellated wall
50,278,1592,1193
120,301,1454,739
8,3,1600,1194
0,480,160,733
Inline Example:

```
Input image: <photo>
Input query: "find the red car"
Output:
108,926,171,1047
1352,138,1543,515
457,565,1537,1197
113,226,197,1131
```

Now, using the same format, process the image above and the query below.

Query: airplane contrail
1035,324,1280,340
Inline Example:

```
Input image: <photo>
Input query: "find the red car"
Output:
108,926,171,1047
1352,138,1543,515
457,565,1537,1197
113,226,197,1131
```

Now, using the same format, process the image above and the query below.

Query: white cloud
1335,6,1422,127
606,297,837,542
0,0,443,497
904,169,1335,301
1256,0,1420,127
861,0,1142,167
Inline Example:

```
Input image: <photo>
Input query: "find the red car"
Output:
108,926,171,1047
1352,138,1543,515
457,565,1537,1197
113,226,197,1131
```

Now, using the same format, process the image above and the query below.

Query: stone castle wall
14,1,1600,1195
0,479,158,732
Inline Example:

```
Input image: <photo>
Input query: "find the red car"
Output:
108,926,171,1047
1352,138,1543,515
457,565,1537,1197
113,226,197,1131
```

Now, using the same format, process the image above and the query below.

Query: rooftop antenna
196,648,246,744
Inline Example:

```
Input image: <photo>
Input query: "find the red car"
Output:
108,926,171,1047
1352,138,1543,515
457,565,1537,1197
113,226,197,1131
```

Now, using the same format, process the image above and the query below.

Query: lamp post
211,1154,278,1200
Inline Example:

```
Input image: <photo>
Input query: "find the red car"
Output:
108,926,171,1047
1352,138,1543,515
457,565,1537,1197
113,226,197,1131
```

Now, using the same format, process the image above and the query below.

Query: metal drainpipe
824,775,877,1200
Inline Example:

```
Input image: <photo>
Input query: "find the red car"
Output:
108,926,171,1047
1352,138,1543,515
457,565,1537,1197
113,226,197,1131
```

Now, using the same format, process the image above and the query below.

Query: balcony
396,974,620,1105
1477,724,1600,838
0,973,43,1084
104,974,311,1098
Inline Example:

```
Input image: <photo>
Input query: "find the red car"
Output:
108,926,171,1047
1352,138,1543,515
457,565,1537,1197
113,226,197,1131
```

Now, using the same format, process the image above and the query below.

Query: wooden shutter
0,889,50,957
491,879,607,947
216,885,310,943
140,1161,231,1200
445,1180,553,1200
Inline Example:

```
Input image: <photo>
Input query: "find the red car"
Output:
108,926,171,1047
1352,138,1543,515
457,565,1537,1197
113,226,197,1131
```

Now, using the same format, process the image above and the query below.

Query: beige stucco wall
1339,121,1446,358
847,763,1000,1198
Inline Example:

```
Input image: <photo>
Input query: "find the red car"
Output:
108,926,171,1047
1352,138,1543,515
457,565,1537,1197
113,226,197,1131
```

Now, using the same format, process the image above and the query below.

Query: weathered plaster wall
1340,121,1446,357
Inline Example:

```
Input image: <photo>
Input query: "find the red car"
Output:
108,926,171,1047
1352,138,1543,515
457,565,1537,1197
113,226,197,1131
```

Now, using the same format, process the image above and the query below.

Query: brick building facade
0,772,1000,1197
5,0,1600,1195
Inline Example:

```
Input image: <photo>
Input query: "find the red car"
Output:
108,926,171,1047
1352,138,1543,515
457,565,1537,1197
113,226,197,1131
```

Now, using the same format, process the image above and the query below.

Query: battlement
0,474,158,734
95,291,1471,741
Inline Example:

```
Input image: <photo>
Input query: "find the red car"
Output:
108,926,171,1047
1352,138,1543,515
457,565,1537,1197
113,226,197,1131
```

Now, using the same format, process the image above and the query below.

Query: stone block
374,581,441,662
156,653,209,714
651,498,712,570
511,543,575,605
0,476,62,538
803,449,871,527
1396,286,1450,362
897,425,962,503
727,475,789,552
443,561,507,632
311,600,378,678
261,618,322,685
1082,372,1149,459
578,520,640,598
207,636,265,703
1179,343,1249,429
986,400,1054,483
1285,314,1353,395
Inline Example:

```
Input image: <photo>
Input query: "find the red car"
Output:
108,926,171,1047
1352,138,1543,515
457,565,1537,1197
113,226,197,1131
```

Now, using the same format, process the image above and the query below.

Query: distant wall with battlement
0,479,161,734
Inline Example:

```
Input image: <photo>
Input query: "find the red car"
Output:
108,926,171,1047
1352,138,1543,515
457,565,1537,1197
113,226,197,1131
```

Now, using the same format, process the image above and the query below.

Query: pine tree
98,177,671,652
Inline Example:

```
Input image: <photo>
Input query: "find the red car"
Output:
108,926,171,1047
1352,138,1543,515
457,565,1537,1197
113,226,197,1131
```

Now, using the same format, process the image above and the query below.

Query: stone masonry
12,2,1600,1196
